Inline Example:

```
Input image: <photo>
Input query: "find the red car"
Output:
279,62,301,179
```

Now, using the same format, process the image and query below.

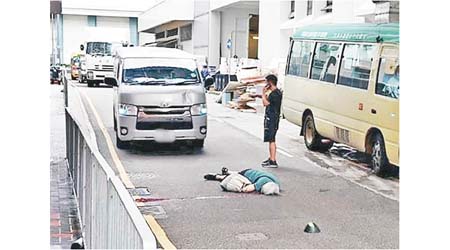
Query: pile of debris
212,58,268,112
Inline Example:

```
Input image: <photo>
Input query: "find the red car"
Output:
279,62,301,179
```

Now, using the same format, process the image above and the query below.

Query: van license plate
154,130,176,143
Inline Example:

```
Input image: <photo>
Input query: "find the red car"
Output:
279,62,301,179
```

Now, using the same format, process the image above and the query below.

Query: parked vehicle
80,41,121,87
104,47,214,149
78,54,87,83
70,54,81,80
282,23,399,176
50,65,61,84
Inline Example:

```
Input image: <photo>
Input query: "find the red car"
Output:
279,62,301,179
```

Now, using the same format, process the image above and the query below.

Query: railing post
64,73,68,107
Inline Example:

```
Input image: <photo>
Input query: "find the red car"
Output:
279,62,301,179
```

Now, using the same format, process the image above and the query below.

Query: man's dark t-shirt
265,88,283,119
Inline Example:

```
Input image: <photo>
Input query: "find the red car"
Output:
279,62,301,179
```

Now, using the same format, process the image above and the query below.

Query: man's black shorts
264,116,279,142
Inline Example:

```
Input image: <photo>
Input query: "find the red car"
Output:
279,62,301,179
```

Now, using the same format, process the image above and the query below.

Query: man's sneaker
263,160,278,168
204,174,217,180
261,158,271,167
221,167,229,175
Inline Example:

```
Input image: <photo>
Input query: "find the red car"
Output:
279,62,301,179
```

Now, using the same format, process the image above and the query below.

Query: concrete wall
193,14,209,58
219,7,258,59
138,0,194,32
139,32,155,46
258,1,281,70
193,0,210,60
62,15,87,64
62,14,132,64
210,0,240,11
208,11,221,66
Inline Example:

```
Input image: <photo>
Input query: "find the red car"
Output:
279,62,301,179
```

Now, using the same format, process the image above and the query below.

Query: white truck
79,27,130,87
80,41,122,87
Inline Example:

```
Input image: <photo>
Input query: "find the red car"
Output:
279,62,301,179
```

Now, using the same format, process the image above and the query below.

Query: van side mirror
104,77,118,87
204,76,214,88
80,44,84,51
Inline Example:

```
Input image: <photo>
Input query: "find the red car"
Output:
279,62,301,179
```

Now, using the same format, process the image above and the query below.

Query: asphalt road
69,81,399,249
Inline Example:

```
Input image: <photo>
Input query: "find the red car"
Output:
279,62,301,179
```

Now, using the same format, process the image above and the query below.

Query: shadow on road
127,141,205,156
326,144,399,179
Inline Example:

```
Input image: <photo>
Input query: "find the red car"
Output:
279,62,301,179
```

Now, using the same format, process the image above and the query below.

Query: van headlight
191,103,207,116
118,104,137,116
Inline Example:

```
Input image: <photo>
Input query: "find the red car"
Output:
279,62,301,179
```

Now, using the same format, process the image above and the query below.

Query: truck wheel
87,80,94,87
303,114,321,151
116,133,130,149
192,139,204,148
371,133,389,176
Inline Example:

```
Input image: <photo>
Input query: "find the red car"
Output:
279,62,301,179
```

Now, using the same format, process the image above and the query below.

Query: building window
322,0,333,13
180,24,192,42
376,57,400,99
338,44,376,90
155,31,165,40
167,28,178,37
288,41,313,78
311,42,341,83
307,0,313,16
289,0,295,19
87,16,97,27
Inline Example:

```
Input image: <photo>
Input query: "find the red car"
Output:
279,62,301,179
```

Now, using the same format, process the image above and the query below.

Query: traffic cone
304,222,321,233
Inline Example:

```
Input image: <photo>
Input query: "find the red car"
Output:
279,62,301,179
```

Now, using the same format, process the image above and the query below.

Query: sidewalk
50,85,81,249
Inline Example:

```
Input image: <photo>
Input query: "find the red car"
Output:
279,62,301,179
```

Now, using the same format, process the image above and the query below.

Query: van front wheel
192,139,204,148
116,133,130,149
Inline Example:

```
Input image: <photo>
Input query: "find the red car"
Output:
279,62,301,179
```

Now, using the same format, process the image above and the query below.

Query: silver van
105,47,213,149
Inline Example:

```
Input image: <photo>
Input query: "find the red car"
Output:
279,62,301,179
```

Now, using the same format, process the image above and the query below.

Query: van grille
136,106,193,130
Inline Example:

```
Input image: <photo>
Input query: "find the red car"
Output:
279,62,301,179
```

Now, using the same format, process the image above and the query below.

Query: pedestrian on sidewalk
260,74,283,168
204,168,281,195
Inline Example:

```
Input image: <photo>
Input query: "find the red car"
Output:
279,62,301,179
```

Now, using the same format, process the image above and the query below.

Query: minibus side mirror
104,77,118,87
204,76,214,88
80,44,84,51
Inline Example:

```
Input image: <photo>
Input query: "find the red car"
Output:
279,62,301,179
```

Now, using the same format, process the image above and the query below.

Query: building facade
51,0,155,64
137,0,399,72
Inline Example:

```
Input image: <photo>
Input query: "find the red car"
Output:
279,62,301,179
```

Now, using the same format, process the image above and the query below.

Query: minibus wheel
371,133,389,176
303,114,321,151
87,80,94,87
116,133,130,149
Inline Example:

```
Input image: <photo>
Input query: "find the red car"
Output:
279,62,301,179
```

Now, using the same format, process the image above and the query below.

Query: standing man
201,65,209,79
261,74,282,168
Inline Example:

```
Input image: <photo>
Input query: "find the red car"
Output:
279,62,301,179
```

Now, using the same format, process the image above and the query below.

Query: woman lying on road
204,168,281,195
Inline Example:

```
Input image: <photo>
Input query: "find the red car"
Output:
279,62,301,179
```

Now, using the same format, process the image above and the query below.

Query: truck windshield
122,58,200,85
86,42,112,56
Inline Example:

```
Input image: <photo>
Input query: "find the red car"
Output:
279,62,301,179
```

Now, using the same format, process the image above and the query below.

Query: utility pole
50,0,62,64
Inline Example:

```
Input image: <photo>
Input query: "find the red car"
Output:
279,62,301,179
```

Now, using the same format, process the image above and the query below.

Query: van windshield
122,58,200,85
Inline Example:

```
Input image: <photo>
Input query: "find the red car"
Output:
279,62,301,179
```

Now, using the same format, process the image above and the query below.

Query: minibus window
311,42,341,83
338,44,375,90
376,58,399,99
287,41,313,78
287,41,301,76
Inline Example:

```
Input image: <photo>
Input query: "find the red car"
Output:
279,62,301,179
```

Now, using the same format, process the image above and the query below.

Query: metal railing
64,77,156,249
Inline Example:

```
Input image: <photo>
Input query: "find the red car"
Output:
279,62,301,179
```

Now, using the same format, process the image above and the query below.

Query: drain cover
139,205,167,219
236,233,268,241
128,187,151,196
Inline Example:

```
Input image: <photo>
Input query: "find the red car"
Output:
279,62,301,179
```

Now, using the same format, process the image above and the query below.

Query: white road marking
277,147,294,158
